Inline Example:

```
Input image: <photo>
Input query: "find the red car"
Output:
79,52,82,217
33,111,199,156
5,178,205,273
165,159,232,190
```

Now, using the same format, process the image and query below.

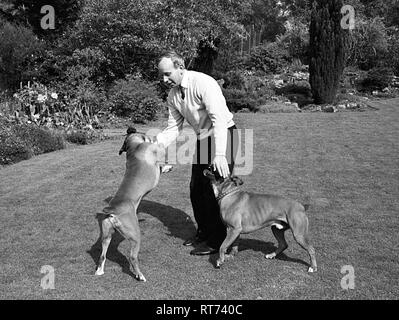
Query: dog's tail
303,204,310,211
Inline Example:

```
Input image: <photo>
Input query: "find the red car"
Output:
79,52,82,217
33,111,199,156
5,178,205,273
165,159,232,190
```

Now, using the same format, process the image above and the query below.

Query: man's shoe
190,245,217,256
183,236,204,246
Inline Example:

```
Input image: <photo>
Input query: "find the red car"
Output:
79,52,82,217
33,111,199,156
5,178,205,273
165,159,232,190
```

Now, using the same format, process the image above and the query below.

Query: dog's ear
231,176,243,186
126,126,137,135
120,127,137,154
119,138,128,155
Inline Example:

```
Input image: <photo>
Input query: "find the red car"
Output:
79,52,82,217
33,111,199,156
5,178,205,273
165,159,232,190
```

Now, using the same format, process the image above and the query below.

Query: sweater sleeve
201,81,229,156
156,101,184,148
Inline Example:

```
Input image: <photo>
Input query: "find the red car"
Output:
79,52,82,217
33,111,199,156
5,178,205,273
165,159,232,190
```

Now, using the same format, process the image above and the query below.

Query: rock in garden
347,102,358,109
322,105,337,113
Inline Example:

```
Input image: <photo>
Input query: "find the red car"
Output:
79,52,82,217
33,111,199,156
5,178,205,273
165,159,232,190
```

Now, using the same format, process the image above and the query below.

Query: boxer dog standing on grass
203,169,317,273
95,127,171,281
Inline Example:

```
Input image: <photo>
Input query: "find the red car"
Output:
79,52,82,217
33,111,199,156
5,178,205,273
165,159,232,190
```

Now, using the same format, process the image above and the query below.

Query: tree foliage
0,0,83,38
0,21,43,90
309,0,346,104
62,0,250,80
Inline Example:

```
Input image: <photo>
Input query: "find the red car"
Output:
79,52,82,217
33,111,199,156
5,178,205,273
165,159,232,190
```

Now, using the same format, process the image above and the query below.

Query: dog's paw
135,273,147,282
95,269,104,276
308,266,317,273
215,260,223,269
224,253,236,261
161,165,173,173
265,252,277,259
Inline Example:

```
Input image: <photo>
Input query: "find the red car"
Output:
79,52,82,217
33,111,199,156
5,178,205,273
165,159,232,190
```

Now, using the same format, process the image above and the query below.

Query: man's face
158,57,184,87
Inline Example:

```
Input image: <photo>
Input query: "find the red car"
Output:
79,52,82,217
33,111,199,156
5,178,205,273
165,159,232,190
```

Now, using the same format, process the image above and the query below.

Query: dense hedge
108,76,164,123
0,120,65,165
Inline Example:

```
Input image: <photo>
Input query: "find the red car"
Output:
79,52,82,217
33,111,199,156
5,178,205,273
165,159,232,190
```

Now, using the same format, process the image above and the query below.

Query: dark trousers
189,125,239,249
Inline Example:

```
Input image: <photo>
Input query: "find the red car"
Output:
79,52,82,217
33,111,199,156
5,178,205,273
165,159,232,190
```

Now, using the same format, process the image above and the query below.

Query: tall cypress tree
309,0,346,104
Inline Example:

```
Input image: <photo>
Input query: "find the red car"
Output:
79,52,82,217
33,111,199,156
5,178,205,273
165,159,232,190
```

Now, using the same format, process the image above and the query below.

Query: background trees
1,0,399,165
1,0,398,117
309,0,346,104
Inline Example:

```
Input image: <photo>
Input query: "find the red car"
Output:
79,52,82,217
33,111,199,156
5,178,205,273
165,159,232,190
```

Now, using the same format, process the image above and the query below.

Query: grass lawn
0,99,398,300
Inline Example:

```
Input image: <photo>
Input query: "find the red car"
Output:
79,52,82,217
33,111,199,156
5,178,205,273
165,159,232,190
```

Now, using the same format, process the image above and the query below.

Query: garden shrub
222,70,248,90
274,81,313,107
64,130,89,145
356,66,394,91
213,50,246,78
346,17,389,71
52,73,108,117
223,88,273,112
0,126,33,165
0,21,44,91
223,88,250,111
64,128,107,145
276,19,309,64
287,58,309,73
12,124,65,155
243,42,292,74
256,101,299,113
108,75,163,123
387,27,399,76
222,70,275,95
0,120,65,165
275,81,312,96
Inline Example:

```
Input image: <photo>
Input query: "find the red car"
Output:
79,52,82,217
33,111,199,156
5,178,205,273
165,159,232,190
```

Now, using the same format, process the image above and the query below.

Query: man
155,50,239,255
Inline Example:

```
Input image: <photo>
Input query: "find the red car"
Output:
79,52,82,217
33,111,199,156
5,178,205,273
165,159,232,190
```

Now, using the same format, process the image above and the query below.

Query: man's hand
212,155,230,178
151,136,165,148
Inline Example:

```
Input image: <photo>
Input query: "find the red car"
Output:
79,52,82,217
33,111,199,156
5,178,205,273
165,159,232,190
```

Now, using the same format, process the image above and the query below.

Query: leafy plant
387,27,399,76
276,18,309,64
108,75,163,123
12,81,102,130
64,128,106,145
346,17,389,70
0,119,65,165
12,124,65,155
356,66,394,92
64,0,250,82
0,21,44,91
243,42,291,74
0,126,33,165
12,81,62,126
223,87,273,112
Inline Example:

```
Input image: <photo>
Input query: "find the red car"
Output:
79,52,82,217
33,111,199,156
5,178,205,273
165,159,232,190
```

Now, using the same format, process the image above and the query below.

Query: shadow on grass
87,199,195,277
138,199,196,240
207,238,309,269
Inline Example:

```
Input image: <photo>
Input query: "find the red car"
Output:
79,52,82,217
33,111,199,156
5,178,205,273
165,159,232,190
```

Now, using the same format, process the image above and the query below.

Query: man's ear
231,176,243,186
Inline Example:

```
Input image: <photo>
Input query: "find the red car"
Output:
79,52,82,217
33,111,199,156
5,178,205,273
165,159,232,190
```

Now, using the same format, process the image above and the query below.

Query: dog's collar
215,187,240,202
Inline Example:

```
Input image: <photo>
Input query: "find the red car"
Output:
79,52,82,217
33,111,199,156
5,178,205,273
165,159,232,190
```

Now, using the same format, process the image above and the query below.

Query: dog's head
203,167,243,198
118,126,154,155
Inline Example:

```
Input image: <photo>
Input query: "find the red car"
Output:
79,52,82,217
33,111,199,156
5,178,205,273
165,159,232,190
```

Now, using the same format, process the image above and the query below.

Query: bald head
158,53,185,87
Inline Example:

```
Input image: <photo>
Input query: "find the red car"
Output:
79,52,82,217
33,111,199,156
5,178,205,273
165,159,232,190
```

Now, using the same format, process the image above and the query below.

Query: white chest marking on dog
271,223,284,230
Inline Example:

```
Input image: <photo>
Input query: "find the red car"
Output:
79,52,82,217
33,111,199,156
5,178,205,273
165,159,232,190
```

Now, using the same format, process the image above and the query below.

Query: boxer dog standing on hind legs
95,127,171,281
203,169,317,273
